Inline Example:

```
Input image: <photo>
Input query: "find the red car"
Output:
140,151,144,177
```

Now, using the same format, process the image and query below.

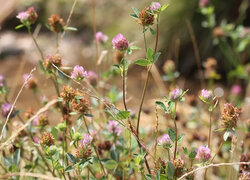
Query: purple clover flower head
1,103,14,118
196,146,211,162
96,32,108,44
170,88,182,101
151,2,161,12
112,33,129,51
89,129,97,138
32,116,39,126
158,134,171,146
231,85,242,95
33,136,40,144
199,0,210,7
200,89,213,103
16,11,29,21
108,120,122,136
80,133,93,146
71,65,88,81
0,75,6,87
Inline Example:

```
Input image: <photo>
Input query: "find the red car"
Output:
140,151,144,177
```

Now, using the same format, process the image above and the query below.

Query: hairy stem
173,102,178,160
122,58,128,110
208,111,212,148
28,27,44,60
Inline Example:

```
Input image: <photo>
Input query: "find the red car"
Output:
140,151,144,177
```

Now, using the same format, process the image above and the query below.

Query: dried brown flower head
137,8,154,26
221,103,242,130
48,14,64,33
40,132,54,146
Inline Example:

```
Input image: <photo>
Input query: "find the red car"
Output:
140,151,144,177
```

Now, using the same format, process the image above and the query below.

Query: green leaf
130,45,141,50
110,146,119,162
84,113,93,117
51,127,58,140
66,153,77,165
168,128,176,142
132,7,140,17
116,110,130,120
65,26,78,31
143,28,148,33
189,148,197,159
103,159,117,170
149,28,155,35
13,149,21,166
166,161,175,179
177,134,185,143
146,48,154,61
156,101,167,113
15,24,25,30
223,131,230,141
135,59,151,66
153,52,161,63
183,147,188,155
65,165,74,172
130,13,138,19
161,4,169,12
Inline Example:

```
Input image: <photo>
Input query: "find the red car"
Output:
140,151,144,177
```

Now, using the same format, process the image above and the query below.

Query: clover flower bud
150,2,161,12
158,134,171,147
170,88,182,101
71,65,88,81
196,146,211,162
200,89,213,103
112,33,129,51
1,103,14,118
96,32,108,44
108,120,122,136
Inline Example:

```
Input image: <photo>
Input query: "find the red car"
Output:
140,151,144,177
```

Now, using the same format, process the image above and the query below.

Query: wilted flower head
108,120,122,136
112,33,129,51
48,14,64,33
199,0,210,7
88,71,98,86
96,32,108,44
80,134,93,146
60,85,75,102
0,75,6,87
150,2,161,12
200,89,213,103
43,54,62,71
17,7,38,25
171,158,185,178
33,113,49,127
231,85,242,95
222,103,242,130
1,103,14,118
40,132,54,146
196,146,211,162
75,145,92,159
158,134,171,147
137,7,155,26
71,91,89,114
71,65,88,81
170,88,182,101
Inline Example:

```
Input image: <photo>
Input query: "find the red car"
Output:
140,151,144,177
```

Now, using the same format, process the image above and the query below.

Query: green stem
122,58,128,111
143,26,147,52
28,27,44,60
167,148,170,161
208,111,212,148
173,102,178,160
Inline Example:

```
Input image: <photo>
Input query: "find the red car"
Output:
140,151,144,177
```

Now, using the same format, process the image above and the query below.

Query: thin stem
143,26,147,52
154,18,159,53
28,27,44,60
136,68,150,135
173,102,178,160
167,149,170,161
56,33,59,53
122,58,128,111
208,111,212,148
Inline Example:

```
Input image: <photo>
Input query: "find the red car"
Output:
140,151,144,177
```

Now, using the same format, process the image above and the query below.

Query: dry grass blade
0,172,61,180
0,67,36,142
0,99,58,150
178,162,250,180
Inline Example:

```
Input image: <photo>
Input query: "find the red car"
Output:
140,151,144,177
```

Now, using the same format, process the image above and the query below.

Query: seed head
48,14,64,33
137,8,155,26
221,103,242,130
40,132,54,146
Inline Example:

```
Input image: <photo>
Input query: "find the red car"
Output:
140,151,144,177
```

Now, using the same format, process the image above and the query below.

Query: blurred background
0,0,249,108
